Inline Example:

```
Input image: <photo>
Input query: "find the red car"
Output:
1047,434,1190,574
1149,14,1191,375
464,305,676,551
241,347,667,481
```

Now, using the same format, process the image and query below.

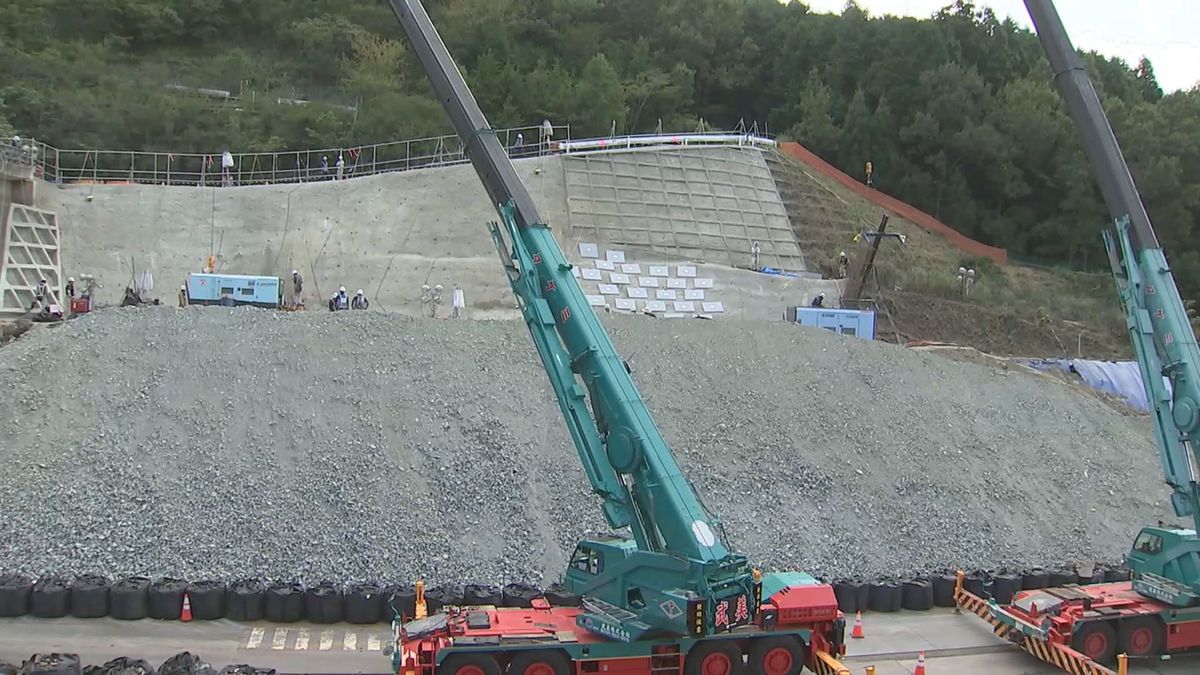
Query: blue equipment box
792,307,875,340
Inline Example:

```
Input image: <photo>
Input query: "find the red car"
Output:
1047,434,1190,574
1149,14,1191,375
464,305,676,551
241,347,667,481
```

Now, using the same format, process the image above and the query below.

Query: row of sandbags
831,564,1133,614
0,574,582,623
0,651,276,675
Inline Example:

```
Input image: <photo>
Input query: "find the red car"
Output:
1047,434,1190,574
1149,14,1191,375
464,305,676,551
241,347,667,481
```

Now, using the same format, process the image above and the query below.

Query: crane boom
385,0,759,638
1025,0,1200,605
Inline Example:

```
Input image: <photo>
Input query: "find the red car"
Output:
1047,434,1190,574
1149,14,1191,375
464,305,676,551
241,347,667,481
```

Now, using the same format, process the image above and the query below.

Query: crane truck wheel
746,637,804,675
684,640,745,675
1071,620,1117,664
1118,617,1165,657
439,653,502,675
505,649,571,675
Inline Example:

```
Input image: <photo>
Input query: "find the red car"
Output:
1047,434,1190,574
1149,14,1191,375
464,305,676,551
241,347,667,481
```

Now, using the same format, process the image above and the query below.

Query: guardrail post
865,667,875,675
1117,653,1127,675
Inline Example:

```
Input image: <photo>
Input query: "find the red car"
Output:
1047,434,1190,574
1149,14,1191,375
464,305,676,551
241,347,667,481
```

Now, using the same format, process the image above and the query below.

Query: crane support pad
811,650,850,675
953,579,1120,675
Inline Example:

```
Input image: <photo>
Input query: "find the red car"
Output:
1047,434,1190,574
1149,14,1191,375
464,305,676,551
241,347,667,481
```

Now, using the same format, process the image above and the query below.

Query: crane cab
1127,526,1200,606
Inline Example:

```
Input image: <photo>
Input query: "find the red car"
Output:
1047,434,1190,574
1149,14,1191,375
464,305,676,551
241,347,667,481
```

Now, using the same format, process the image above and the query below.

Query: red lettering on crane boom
546,280,557,292
560,307,571,323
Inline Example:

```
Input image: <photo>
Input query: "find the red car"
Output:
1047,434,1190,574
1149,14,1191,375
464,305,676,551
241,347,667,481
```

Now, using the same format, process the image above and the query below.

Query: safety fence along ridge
28,126,779,188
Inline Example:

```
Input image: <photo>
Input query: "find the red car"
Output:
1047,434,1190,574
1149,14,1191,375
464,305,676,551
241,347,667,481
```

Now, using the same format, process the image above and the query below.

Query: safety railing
32,125,569,187
29,123,776,188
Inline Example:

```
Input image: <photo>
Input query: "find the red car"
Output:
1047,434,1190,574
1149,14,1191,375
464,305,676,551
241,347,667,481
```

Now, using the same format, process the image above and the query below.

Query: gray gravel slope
0,308,1169,584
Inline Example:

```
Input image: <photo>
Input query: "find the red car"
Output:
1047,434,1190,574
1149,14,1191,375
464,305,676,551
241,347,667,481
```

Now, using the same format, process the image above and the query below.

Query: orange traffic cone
913,651,926,675
181,592,193,622
850,611,864,639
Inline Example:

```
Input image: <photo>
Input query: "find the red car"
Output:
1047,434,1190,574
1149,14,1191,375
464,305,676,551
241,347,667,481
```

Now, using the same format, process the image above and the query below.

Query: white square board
701,301,725,313
598,284,620,295
673,301,696,313
594,259,615,271
645,300,668,312
649,265,670,277
586,295,608,307
579,243,599,259
684,289,705,300
677,265,697,278
626,287,649,299
666,278,687,289
621,263,642,275
694,278,714,289
614,298,637,311
606,250,626,263
609,273,631,285
582,268,603,281
655,289,677,301
638,276,660,288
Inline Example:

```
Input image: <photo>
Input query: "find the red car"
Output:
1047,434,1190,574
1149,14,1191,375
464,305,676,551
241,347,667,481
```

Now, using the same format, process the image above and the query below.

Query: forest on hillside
1,0,1197,299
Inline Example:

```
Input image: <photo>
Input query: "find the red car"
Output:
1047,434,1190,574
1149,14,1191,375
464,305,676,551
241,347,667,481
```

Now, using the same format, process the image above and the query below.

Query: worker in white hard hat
66,277,76,298
334,286,349,311
290,269,303,309
351,289,369,310
810,292,826,308
178,285,188,308
452,284,465,319
31,278,49,311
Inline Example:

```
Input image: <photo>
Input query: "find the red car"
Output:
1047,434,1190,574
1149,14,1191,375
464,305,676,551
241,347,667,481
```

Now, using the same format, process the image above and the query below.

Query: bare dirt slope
0,307,1167,585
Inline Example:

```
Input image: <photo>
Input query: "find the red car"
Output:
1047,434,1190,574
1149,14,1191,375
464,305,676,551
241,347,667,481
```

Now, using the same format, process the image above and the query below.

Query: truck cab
1128,526,1200,606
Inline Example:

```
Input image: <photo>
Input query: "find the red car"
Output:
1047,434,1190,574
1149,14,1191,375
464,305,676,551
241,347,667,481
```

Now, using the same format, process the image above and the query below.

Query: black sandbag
91,657,156,675
109,576,151,620
502,582,541,608
31,576,71,618
542,582,581,607
867,581,901,612
0,574,33,617
424,583,462,614
832,581,859,614
1077,568,1105,585
344,582,383,624
1047,569,1074,588
264,582,304,623
962,571,986,598
224,579,265,622
1104,567,1131,582
1021,569,1048,590
463,583,501,606
69,575,110,619
990,574,1020,604
148,578,188,620
900,579,933,611
930,574,956,607
218,667,276,675
186,581,226,621
383,584,416,621
304,582,343,624
158,652,217,675
19,653,81,675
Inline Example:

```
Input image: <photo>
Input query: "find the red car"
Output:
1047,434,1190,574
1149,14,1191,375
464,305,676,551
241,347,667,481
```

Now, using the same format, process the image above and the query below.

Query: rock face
0,307,1168,584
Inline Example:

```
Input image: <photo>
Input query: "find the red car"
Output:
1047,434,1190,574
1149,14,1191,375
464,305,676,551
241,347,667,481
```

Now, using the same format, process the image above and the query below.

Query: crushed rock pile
0,308,1169,584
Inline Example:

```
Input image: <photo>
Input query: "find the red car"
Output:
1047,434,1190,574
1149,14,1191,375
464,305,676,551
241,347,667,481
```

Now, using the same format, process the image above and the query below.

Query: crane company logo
715,595,751,630
659,600,683,619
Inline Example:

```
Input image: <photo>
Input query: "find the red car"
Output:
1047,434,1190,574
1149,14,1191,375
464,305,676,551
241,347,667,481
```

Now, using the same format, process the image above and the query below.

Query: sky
799,0,1198,93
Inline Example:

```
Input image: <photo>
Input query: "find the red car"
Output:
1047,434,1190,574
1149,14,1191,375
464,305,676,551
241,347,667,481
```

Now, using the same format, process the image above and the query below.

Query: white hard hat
434,284,443,291
181,285,186,291
356,289,363,295
292,269,298,275
339,286,346,293
68,277,75,282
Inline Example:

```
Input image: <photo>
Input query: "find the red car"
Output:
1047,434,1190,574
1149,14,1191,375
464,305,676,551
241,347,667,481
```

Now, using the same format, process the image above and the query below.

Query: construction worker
865,160,874,187
333,286,349,311
290,269,303,308
66,277,76,298
810,293,826,308
31,278,49,311
351,289,369,310
179,285,188,307
751,241,761,270
837,251,849,279
328,292,339,312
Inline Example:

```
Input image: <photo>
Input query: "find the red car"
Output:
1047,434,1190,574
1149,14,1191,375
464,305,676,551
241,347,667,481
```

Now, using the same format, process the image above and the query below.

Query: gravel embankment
0,308,1169,584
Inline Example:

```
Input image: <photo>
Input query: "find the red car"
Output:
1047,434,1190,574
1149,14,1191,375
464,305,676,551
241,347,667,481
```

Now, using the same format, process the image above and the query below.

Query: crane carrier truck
955,1,1200,673
383,2,847,675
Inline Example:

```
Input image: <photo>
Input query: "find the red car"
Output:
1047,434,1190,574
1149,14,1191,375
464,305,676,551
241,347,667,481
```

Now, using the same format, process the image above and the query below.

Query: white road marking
319,630,335,651
246,627,265,649
294,629,310,650
343,632,358,651
271,628,288,650
367,635,382,652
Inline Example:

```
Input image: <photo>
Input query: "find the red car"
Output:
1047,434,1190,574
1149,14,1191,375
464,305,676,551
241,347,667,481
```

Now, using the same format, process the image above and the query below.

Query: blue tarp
1020,359,1172,413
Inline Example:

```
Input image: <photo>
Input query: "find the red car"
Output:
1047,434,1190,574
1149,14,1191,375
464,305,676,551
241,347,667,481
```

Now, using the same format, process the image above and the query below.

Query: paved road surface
1,609,1195,674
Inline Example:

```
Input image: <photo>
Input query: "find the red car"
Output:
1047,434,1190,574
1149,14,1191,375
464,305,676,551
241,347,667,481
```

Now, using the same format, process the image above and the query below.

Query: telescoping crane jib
383,3,844,675
1023,0,1200,607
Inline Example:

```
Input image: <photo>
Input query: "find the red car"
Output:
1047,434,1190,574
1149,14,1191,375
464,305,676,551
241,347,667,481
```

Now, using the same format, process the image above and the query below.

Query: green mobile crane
384,2,845,675
978,0,1200,668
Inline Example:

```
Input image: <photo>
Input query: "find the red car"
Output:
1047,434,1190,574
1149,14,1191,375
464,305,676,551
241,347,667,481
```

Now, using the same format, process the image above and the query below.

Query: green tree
571,53,625,135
